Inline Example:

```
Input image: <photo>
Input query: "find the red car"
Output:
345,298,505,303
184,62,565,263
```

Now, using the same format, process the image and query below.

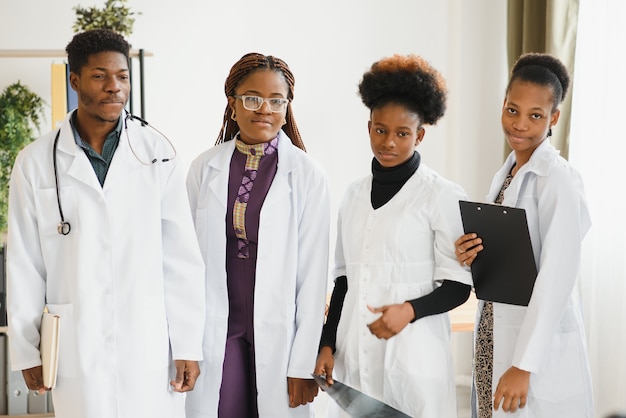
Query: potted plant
72,0,141,37
0,81,45,235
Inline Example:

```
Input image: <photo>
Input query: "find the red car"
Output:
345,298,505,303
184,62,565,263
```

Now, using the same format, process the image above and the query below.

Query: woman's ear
415,127,426,145
550,109,561,127
227,96,236,113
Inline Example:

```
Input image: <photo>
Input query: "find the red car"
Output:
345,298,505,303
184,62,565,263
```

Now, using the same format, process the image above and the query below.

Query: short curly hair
358,54,448,125
507,53,570,111
65,29,130,75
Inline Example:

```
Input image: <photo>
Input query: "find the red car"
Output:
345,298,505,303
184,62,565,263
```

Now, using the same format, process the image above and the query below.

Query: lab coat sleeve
430,181,473,287
512,165,590,372
161,160,206,361
287,168,330,378
332,193,347,280
6,153,47,371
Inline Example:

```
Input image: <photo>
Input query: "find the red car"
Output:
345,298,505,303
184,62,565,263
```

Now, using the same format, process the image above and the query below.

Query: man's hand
170,360,200,392
22,365,47,394
287,377,318,408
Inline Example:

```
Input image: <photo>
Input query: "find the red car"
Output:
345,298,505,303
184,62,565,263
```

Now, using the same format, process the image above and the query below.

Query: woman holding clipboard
455,53,593,418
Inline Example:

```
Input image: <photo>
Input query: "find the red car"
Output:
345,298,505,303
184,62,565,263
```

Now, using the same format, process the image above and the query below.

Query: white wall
1,2,506,414
0,0,507,220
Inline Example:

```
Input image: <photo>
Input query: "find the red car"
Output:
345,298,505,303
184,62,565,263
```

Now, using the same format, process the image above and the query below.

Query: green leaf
0,81,46,232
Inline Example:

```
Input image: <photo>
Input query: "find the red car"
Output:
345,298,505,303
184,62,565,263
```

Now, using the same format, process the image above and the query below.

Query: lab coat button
104,289,110,295
105,336,112,343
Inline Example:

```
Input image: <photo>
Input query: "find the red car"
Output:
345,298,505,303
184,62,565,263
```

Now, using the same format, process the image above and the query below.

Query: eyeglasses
233,95,289,112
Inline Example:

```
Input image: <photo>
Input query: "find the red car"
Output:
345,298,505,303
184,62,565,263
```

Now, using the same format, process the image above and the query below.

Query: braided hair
358,54,448,126
66,29,130,74
507,53,570,112
216,53,305,151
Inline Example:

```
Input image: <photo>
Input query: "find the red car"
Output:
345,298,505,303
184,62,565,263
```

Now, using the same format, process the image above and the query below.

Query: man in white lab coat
6,29,205,418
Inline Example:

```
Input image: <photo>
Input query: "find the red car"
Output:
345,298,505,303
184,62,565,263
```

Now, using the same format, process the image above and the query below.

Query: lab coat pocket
45,303,77,378
386,317,449,380
529,331,586,402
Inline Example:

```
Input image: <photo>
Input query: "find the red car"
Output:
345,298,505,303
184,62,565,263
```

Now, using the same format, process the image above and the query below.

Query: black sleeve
318,275,347,353
407,280,471,323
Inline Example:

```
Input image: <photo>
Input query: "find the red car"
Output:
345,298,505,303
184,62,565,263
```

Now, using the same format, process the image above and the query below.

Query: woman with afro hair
314,54,472,417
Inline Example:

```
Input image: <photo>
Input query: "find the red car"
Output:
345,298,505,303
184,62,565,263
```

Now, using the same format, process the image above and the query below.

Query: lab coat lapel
101,127,142,193
262,132,293,208
206,140,235,209
55,115,103,193
490,140,559,206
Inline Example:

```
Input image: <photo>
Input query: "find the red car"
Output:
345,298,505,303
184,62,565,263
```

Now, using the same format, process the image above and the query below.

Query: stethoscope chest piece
53,129,71,236
57,221,71,236
52,112,176,236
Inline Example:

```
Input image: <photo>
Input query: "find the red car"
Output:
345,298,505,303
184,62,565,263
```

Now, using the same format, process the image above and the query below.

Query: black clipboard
459,200,537,306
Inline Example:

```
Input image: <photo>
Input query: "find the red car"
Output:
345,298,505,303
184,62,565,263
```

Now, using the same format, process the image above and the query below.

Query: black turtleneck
319,152,471,353
371,151,421,209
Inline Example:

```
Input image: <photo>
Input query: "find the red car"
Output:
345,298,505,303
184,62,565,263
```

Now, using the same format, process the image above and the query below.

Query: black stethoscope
53,111,176,236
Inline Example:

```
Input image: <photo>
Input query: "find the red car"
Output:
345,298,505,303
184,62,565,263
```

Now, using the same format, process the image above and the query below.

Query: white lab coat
330,164,472,418
185,131,330,418
6,112,206,418
472,140,594,418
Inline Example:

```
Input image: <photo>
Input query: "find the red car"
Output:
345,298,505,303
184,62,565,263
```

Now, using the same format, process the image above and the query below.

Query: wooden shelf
0,48,152,118
450,291,477,332
0,49,152,58
0,415,54,418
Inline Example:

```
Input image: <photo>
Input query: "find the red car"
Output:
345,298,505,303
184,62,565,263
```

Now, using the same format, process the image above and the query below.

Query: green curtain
506,0,579,160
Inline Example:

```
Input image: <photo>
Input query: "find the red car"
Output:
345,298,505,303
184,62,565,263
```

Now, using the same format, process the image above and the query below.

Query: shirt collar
235,135,279,157
69,109,123,150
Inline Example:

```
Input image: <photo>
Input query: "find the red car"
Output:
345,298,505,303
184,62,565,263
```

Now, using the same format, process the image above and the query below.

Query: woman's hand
314,346,335,385
493,366,530,413
454,233,483,267
287,377,318,408
367,302,414,339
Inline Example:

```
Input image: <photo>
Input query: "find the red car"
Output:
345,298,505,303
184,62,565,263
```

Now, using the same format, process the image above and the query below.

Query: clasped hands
367,302,415,339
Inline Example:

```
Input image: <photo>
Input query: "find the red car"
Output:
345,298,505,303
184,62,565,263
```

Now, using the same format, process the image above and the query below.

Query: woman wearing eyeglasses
185,53,330,418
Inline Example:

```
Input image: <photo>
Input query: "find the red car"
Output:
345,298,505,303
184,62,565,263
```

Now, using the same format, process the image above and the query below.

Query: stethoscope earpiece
124,111,177,165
